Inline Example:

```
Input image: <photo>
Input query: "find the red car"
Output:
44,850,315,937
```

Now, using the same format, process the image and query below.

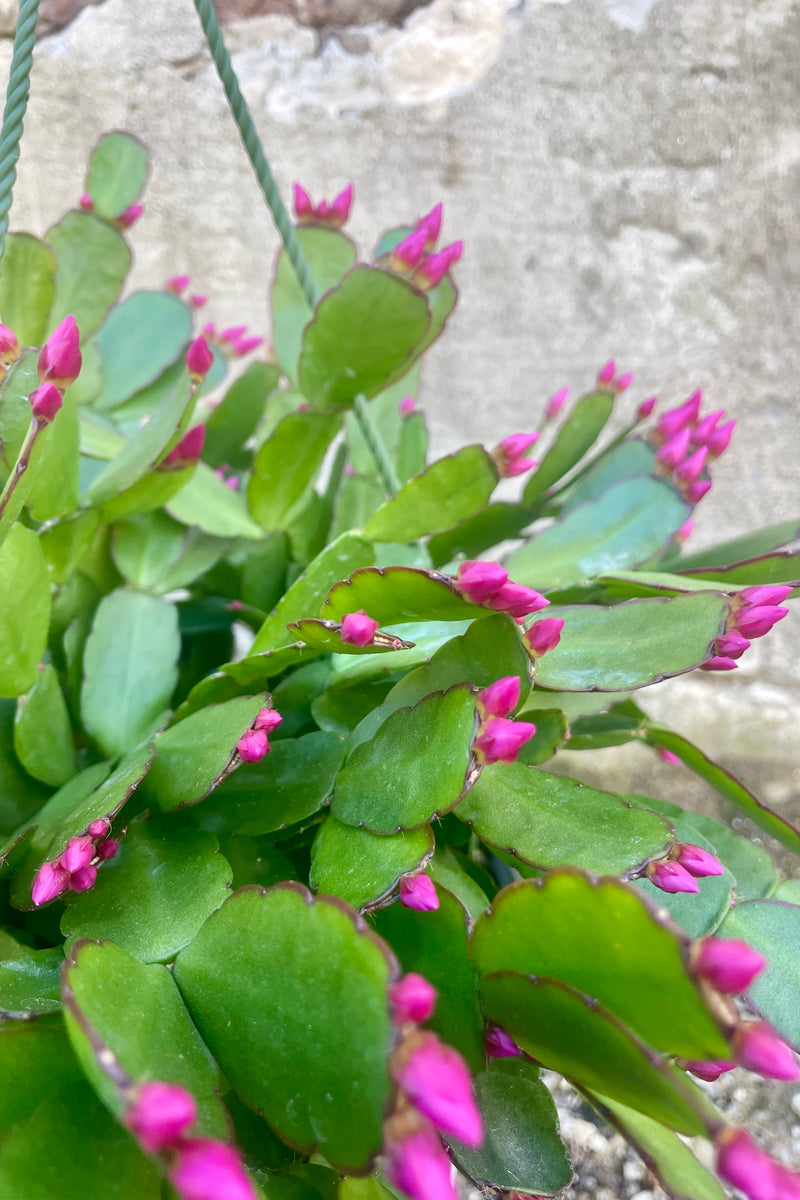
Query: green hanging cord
192,0,401,496
0,0,40,279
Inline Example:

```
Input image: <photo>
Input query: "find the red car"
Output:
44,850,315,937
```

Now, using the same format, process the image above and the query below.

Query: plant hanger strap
0,0,40,280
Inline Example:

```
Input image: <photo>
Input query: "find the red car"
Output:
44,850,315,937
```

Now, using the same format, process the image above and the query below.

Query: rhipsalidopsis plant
0,3,798,1199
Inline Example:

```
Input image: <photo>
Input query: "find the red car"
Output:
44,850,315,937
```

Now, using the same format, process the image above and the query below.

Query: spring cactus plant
0,47,800,1200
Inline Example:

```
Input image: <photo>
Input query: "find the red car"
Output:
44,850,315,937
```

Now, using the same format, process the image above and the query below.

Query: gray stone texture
2,0,798,815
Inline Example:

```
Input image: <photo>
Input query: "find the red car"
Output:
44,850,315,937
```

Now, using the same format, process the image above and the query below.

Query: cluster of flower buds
161,425,206,471
31,818,118,906
213,464,239,491
399,874,439,912
387,203,463,291
645,841,723,895
79,192,144,230
293,182,354,227
165,275,207,308
649,389,735,504
491,432,540,478
596,359,634,394
472,676,537,765
30,315,83,423
715,1127,800,1200
454,560,550,622
703,585,792,672
235,707,282,764
125,1082,254,1200
201,323,263,359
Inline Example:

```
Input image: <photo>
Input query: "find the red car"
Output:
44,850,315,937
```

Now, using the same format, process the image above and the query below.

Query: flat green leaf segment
458,763,673,875
321,566,477,625
81,590,180,758
47,212,131,338
174,885,396,1172
0,524,51,698
675,518,800,570
299,267,430,407
86,133,148,219
560,438,657,511
448,1068,571,1194
333,686,476,832
523,390,615,504
311,817,433,910
145,694,268,811
470,873,729,1059
94,291,193,411
61,816,232,962
533,592,728,690
722,899,800,1050
271,226,358,381
0,932,62,1016
0,234,56,344
249,411,340,530
14,663,75,786
204,361,278,469
364,446,499,542
62,940,228,1139
481,973,706,1134
0,1018,83,1134
167,462,263,539
509,477,690,591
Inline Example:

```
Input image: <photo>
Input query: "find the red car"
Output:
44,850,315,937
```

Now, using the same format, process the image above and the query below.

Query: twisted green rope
0,0,40,277
192,0,400,495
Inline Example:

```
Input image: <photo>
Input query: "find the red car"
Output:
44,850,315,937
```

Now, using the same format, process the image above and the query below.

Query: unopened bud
162,425,205,470
399,874,439,912
117,203,144,230
293,182,314,220
38,315,82,389
236,729,269,763
186,335,214,381
340,610,380,647
416,202,443,247
29,382,63,423
329,182,353,225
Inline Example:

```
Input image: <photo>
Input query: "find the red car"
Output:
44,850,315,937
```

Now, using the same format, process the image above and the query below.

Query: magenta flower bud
87,818,110,838
676,844,723,878
170,1139,256,1200
189,293,208,309
399,874,439,912
126,1082,197,1152
416,241,463,289
694,938,767,992
675,519,695,543
657,748,681,765
70,863,98,894
398,396,415,417
735,1023,800,1081
329,182,353,225
185,335,214,381
473,717,537,765
484,1024,522,1059
0,322,19,361
220,325,247,344
715,631,751,660
315,198,330,220
202,321,217,340
738,585,793,610
477,676,520,720
232,335,264,357
166,274,190,294
389,974,438,1024
236,729,269,763
293,182,313,219
38,315,82,389
690,408,725,445
546,387,569,420
79,191,94,211
391,229,428,272
683,388,703,422
486,583,550,619
646,860,699,894
96,838,119,860
686,479,712,503
31,860,70,906
701,656,739,672
416,202,443,246
162,425,205,470
60,835,95,874
613,370,634,392
706,418,735,458
736,606,789,639
676,445,708,484
504,457,537,477
254,708,282,733
385,1123,457,1200
656,426,692,470
684,1059,736,1082
29,382,63,423
656,409,692,440
500,433,540,460
455,560,509,604
637,395,656,420
394,1033,482,1147
117,203,144,229
597,359,616,387
716,1129,780,1200
524,617,565,658
340,610,380,647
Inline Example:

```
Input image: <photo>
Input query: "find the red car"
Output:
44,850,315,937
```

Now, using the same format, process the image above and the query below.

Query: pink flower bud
60,836,95,874
385,1123,457,1200
676,844,724,878
690,408,725,445
70,863,98,894
637,396,656,420
477,676,520,720
694,938,767,993
202,321,217,340
189,294,208,309
674,519,695,543
29,382,63,423
87,818,110,838
221,325,247,344
399,874,439,912
701,656,738,672
232,335,264,357
684,1059,736,1082
391,229,428,272
166,274,190,295
706,418,735,458
126,1082,197,1152
715,1129,781,1200
340,610,380,647
0,322,19,362
646,860,699,894
329,182,353,225
315,199,330,220
293,182,313,219
170,1139,256,1200
162,425,205,470
656,426,692,470
735,1023,800,1081
686,479,712,503
656,392,702,439
486,583,550,619
455,560,509,604
389,974,438,1024
524,617,565,658
657,748,681,765
499,432,540,460
613,370,634,392
715,631,751,660
683,389,703,422
399,396,415,417
79,191,94,211
738,585,793,610
546,387,569,420
597,359,616,387
96,839,119,860
236,729,269,763
254,708,282,733
186,335,214,381
504,457,538,477
736,606,789,639
117,203,144,229
393,1032,482,1146
676,445,708,484
416,241,463,289
31,860,70,906
38,315,82,389
473,717,537,765
416,202,443,246
484,1024,522,1058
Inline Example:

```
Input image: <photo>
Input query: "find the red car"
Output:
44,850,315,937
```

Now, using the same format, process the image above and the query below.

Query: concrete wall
3,0,798,817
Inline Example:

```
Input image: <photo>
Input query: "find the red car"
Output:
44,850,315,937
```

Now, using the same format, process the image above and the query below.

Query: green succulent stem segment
0,415,42,543
191,0,400,497
0,0,40,277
